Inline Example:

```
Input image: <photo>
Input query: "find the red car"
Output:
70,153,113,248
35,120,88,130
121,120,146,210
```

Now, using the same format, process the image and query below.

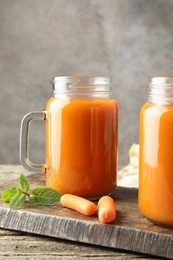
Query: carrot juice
139,77,173,226
20,76,118,198
45,96,118,198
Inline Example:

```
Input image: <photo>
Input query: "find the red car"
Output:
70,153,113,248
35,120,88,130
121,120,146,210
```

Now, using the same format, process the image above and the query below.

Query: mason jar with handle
20,76,118,199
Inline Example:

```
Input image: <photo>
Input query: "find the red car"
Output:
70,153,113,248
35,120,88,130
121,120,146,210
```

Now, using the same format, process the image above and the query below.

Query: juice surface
45,97,118,198
139,102,173,225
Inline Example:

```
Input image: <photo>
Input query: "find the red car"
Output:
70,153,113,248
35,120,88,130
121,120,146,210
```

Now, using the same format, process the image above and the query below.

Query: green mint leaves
1,173,61,210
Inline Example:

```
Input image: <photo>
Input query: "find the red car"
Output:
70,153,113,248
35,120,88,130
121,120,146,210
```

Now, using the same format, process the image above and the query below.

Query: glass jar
139,77,173,226
20,76,118,199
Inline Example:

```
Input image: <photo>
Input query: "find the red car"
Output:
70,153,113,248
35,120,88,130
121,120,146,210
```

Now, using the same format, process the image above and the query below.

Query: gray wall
0,0,173,166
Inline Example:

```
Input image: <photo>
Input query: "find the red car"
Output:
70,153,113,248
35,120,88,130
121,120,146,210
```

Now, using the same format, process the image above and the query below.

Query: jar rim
148,77,173,104
52,76,111,85
150,76,173,87
52,76,112,98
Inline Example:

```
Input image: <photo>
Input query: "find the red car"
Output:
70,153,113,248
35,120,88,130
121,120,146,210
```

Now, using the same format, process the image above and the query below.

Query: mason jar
139,76,173,225
20,76,118,199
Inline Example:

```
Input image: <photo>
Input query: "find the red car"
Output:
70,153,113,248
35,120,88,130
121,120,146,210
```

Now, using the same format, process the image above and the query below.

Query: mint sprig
1,173,61,210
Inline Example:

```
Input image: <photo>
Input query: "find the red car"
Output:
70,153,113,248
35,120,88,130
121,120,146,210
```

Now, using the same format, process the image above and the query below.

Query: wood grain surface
0,165,172,259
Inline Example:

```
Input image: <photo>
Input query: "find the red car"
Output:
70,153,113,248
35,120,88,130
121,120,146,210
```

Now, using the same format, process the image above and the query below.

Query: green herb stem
22,191,30,198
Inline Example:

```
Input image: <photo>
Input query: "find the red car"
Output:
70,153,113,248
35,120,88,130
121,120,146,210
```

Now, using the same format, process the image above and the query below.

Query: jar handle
20,111,46,172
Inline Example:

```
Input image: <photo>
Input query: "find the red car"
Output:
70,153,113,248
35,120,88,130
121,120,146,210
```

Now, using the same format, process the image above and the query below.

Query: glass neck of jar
52,76,112,98
148,77,173,104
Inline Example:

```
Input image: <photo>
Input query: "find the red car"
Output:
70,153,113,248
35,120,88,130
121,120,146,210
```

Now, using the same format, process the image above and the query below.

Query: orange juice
45,97,118,198
139,77,173,226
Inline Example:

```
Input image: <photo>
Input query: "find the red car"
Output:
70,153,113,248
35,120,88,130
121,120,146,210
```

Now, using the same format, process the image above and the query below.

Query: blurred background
0,0,173,166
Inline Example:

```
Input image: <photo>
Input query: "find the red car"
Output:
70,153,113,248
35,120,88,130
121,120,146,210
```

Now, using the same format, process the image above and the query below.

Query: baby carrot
60,194,97,216
98,196,116,223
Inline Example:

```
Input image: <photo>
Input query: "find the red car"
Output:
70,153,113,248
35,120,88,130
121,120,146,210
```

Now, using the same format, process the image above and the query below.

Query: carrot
60,194,97,216
98,196,116,223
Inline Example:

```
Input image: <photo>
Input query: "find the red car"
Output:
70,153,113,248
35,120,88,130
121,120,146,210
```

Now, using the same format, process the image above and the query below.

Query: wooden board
0,173,172,259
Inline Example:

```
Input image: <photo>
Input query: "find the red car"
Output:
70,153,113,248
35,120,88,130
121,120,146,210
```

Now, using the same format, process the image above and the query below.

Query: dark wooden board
0,173,172,259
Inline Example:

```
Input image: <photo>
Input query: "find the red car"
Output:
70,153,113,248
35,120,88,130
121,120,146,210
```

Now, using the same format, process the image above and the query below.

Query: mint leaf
30,187,61,206
2,173,61,209
2,187,20,203
20,174,30,192
9,193,26,210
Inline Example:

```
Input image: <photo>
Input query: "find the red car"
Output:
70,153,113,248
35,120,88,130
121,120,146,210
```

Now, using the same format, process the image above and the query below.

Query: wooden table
0,165,168,259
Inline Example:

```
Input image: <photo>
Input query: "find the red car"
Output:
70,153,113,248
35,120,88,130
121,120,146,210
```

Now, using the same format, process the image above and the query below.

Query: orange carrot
60,194,97,216
98,196,116,223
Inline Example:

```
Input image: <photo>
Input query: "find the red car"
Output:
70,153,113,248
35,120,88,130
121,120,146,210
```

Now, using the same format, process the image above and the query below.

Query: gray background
0,0,173,166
